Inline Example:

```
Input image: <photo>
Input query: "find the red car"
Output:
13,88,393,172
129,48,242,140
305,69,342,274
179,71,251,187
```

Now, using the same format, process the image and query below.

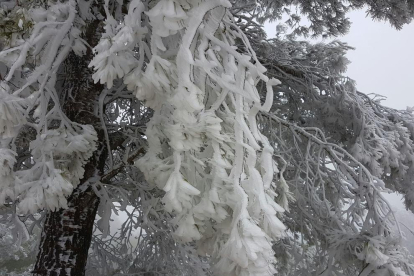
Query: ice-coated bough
90,0,288,275
0,0,97,213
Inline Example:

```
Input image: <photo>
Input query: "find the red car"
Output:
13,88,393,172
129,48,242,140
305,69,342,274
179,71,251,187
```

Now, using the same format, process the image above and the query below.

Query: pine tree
1,0,414,275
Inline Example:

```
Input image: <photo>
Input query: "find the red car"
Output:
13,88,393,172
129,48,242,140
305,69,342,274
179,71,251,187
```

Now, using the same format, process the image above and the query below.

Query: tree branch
101,147,146,184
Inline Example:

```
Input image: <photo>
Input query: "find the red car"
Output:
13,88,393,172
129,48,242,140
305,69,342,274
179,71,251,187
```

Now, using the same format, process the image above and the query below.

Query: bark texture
32,187,100,276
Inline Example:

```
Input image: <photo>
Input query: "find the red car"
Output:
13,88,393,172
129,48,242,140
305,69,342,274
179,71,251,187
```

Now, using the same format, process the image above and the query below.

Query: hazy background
265,9,414,110
265,10,414,251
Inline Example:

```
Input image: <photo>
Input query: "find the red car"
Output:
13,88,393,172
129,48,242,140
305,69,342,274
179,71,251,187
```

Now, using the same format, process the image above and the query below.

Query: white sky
264,9,414,110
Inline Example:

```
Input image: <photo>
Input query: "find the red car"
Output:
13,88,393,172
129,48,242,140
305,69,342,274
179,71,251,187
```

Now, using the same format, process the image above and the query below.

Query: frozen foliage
86,198,212,276
1,0,414,275
0,0,97,214
17,125,97,213
90,1,287,274
232,0,414,37
0,206,41,275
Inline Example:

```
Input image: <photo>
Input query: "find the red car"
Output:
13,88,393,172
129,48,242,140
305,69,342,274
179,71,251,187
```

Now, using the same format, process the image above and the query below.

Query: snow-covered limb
261,111,414,275
0,0,101,215
86,0,414,275
132,1,287,275
90,0,287,274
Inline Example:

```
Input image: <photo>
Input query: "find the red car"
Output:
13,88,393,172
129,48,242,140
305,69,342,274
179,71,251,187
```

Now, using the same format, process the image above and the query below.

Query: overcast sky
264,9,414,110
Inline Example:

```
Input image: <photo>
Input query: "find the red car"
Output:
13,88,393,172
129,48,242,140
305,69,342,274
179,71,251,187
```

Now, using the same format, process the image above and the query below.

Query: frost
13,125,97,214
0,148,17,204
364,241,389,266
145,0,188,38
1,0,414,275
89,0,147,88
0,82,27,138
125,1,286,274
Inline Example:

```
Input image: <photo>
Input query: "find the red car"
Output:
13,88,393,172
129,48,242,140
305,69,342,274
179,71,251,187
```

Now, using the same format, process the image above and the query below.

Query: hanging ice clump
0,0,98,214
15,125,97,213
90,0,287,275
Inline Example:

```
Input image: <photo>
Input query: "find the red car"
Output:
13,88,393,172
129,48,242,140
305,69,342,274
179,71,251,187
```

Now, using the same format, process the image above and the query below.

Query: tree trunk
32,15,106,275
32,187,100,276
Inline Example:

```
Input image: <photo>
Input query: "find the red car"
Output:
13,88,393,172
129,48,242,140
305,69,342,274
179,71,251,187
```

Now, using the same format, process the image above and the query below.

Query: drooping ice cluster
90,0,147,89
16,125,97,213
0,0,98,214
90,1,288,275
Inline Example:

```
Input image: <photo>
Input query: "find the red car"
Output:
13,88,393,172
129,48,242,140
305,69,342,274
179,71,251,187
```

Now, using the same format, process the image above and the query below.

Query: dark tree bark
32,16,107,276
32,187,100,276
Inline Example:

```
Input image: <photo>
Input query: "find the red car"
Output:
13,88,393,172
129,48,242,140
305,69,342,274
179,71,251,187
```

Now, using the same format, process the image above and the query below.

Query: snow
1,0,414,275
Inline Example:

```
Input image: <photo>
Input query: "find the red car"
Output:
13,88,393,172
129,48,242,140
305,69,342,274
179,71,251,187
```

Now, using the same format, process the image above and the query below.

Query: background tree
1,0,414,276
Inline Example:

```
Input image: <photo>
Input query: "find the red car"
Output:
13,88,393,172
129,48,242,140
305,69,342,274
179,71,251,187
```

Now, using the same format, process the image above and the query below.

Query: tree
1,0,414,275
